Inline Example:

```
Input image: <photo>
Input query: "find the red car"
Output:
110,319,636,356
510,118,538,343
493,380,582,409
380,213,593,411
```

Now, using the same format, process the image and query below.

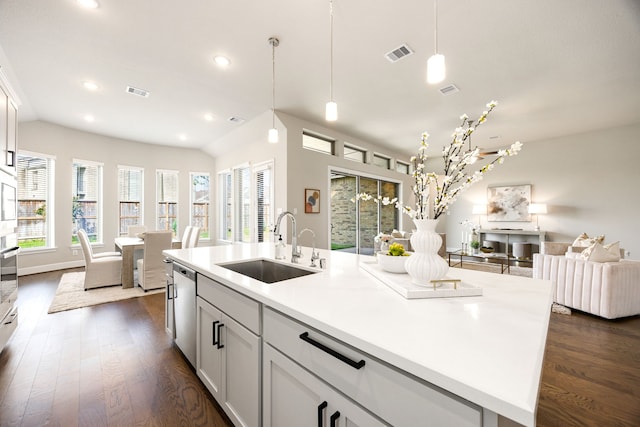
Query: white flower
460,114,469,120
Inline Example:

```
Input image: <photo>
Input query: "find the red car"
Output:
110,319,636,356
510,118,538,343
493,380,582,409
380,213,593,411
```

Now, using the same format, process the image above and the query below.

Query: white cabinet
263,307,482,427
0,78,17,175
263,343,386,427
196,276,261,427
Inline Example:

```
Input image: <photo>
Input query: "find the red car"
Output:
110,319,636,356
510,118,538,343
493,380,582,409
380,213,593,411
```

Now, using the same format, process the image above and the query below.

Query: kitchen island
164,242,553,427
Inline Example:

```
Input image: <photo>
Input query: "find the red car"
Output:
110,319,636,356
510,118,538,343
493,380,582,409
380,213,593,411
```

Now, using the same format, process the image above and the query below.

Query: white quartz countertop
164,242,553,426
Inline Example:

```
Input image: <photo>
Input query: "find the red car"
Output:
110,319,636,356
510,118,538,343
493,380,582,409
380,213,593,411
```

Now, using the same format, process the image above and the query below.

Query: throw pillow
572,233,605,247
581,241,621,263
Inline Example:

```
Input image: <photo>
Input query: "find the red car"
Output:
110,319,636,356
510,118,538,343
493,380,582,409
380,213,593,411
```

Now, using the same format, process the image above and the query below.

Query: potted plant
377,242,412,273
470,240,481,254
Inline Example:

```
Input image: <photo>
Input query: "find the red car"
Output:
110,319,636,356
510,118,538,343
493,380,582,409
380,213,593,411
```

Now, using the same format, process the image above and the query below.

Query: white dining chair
78,229,122,290
188,226,201,248
136,231,172,291
181,226,193,249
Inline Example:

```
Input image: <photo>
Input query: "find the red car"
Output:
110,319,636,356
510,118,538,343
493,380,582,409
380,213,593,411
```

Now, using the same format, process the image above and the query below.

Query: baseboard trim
18,260,84,277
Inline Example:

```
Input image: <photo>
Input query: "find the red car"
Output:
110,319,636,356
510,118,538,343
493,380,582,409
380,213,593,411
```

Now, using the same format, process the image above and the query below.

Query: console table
478,229,546,257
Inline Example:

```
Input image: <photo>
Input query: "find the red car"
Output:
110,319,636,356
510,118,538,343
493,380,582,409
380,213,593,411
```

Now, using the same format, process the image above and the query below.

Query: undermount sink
218,259,317,284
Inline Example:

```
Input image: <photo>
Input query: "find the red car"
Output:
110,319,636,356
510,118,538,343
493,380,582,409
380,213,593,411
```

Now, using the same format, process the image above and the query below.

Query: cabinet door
221,312,260,427
196,297,224,400
263,344,387,427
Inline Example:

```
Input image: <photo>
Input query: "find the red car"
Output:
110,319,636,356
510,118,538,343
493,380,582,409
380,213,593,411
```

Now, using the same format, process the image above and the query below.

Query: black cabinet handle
330,410,340,427
212,320,219,346
299,332,365,370
317,401,327,427
166,283,174,300
216,323,225,349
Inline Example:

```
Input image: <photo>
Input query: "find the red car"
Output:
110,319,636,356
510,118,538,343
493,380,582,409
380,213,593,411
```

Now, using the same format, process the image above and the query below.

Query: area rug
48,272,164,314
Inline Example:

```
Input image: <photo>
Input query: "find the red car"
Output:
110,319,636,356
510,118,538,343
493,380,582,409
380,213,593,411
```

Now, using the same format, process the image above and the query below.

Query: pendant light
325,0,337,121
268,37,280,143
427,0,445,84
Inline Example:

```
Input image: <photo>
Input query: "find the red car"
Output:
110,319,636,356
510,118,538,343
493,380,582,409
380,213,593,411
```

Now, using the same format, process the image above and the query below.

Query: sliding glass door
330,171,399,255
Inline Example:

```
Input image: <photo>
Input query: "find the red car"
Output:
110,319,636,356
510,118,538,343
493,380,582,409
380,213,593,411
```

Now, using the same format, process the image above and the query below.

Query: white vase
404,218,449,286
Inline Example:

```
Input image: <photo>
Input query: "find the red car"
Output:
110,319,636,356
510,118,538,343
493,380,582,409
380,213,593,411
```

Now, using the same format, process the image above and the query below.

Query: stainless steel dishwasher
173,262,196,367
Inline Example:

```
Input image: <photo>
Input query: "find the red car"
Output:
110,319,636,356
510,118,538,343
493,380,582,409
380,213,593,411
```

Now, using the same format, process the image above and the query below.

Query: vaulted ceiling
1,0,639,157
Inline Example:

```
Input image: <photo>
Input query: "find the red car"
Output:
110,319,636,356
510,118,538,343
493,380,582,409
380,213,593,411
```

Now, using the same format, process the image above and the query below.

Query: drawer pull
216,323,225,349
299,332,365,370
166,283,174,300
317,401,327,427
330,410,341,427
212,320,220,346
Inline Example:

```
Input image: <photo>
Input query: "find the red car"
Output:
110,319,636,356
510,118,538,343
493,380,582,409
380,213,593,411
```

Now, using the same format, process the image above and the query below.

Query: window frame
156,169,179,236
344,143,366,163
190,171,210,241
302,130,335,155
72,158,104,245
117,165,144,236
16,150,56,251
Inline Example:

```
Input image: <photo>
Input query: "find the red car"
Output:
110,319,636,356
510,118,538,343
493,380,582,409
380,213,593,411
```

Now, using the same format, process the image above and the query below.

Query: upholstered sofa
533,242,640,319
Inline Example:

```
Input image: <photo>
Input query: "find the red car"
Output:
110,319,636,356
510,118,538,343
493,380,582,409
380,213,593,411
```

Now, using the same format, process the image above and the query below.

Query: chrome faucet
298,228,319,267
274,211,302,263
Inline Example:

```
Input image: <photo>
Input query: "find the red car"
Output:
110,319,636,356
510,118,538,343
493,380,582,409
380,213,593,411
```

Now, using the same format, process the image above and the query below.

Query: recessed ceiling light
83,81,99,91
77,0,99,9
84,114,95,122
204,113,214,122
213,56,230,67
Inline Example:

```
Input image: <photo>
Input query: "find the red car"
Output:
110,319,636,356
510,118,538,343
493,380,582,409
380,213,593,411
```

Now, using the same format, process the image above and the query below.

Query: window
157,170,178,236
190,172,210,240
72,159,103,244
219,171,232,241
372,153,391,169
118,166,143,236
234,166,251,242
344,144,366,163
254,162,274,243
218,161,274,243
395,160,410,175
17,152,55,249
303,131,334,155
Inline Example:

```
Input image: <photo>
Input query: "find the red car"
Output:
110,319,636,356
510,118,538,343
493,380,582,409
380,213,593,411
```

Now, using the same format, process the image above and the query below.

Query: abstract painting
305,189,320,213
487,185,531,222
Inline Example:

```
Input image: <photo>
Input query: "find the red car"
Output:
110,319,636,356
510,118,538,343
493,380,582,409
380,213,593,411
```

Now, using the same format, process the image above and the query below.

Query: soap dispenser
275,235,286,259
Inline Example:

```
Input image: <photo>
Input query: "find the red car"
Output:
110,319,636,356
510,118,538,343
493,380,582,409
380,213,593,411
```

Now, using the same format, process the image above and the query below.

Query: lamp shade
325,101,338,121
268,128,279,143
427,53,446,84
472,204,486,215
528,203,548,214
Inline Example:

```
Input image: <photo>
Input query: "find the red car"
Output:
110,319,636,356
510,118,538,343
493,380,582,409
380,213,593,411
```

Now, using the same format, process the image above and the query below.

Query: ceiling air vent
125,85,150,98
385,44,414,63
228,116,245,124
439,84,459,96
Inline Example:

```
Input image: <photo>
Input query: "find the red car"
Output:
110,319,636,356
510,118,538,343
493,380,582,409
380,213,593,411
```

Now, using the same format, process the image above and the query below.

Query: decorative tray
360,259,483,300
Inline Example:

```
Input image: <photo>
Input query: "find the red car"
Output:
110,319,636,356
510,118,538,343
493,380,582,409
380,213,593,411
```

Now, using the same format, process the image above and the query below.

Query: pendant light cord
329,0,334,102
434,0,438,54
272,40,276,128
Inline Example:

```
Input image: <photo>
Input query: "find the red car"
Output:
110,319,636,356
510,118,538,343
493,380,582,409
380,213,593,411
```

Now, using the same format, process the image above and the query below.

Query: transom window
303,131,335,155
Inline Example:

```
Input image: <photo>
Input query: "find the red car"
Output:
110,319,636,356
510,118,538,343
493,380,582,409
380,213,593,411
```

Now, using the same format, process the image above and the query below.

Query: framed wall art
305,189,320,213
487,184,531,222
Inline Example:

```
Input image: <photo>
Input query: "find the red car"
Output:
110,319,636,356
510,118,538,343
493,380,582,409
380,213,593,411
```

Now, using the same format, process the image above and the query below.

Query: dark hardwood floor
1,269,639,426
0,268,233,427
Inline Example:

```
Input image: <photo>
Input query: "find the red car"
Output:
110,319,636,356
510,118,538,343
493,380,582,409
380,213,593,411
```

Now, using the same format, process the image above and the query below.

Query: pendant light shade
268,37,279,143
326,0,337,122
427,0,445,84
325,101,338,122
427,53,445,84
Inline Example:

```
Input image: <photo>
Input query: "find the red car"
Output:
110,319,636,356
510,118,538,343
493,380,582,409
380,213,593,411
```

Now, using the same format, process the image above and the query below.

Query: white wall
17,120,216,275
440,122,640,259
278,112,415,250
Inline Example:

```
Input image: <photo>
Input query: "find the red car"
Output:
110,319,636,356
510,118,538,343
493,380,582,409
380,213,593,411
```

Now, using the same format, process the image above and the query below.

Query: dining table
115,236,182,288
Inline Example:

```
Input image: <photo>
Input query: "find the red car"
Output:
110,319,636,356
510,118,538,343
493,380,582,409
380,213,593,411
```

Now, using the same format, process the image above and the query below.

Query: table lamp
472,204,486,229
528,203,547,231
